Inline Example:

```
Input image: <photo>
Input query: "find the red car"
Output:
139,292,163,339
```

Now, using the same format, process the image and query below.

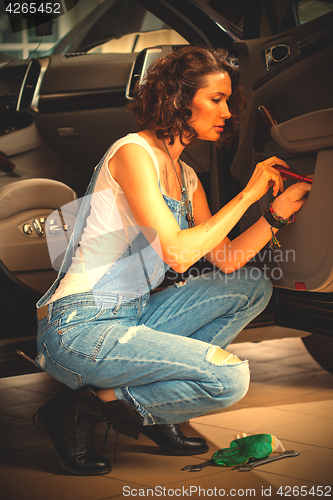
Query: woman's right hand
243,156,287,203
271,180,312,219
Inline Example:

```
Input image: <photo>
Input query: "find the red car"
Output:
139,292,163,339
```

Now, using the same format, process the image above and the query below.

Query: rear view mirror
34,19,54,37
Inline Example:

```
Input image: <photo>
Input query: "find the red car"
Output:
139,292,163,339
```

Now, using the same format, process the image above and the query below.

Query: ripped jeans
35,268,272,425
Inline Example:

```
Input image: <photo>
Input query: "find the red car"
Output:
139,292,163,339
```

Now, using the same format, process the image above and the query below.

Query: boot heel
32,410,49,437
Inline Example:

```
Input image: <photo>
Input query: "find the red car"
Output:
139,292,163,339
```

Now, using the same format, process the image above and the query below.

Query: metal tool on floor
182,450,300,472
233,450,300,472
182,433,300,472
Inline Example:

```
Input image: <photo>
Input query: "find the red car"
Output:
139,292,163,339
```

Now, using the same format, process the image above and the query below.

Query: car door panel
276,147,333,292
230,11,333,293
270,108,333,153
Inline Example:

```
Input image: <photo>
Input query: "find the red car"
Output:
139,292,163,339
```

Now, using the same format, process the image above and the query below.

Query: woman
34,46,311,475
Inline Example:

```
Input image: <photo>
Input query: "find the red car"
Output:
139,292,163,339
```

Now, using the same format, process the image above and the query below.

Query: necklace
162,138,185,197
162,138,195,227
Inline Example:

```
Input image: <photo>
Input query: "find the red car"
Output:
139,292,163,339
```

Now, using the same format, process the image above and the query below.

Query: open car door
230,1,333,295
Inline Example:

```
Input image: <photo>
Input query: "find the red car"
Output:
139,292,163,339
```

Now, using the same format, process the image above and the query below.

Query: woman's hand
271,180,312,219
242,156,287,204
243,156,312,217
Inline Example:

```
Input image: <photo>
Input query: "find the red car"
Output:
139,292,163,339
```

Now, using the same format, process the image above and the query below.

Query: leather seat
0,178,77,293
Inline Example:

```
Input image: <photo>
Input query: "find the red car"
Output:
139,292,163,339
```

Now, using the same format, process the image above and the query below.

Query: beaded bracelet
263,203,295,247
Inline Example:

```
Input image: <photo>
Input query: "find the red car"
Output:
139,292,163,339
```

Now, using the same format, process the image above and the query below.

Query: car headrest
0,178,77,220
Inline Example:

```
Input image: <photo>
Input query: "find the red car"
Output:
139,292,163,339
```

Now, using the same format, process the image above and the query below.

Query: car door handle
258,105,279,130
264,44,291,71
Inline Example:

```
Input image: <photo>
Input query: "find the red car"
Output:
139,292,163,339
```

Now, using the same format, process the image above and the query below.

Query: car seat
0,178,77,294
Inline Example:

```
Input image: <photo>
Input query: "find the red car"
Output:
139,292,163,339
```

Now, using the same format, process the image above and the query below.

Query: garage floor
0,337,332,500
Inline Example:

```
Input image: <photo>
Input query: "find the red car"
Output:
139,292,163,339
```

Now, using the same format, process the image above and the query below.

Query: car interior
0,178,76,291
0,0,332,376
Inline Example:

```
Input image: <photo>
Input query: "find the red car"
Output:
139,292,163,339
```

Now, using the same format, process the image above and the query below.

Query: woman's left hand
271,180,312,219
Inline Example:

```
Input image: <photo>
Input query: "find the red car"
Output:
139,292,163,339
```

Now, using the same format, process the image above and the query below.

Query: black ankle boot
33,387,114,475
106,401,209,456
140,423,209,455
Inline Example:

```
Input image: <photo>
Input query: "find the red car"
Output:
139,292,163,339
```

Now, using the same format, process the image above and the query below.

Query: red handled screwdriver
273,165,313,184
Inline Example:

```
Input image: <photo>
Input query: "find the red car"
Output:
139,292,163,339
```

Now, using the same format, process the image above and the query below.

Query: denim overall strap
180,161,195,228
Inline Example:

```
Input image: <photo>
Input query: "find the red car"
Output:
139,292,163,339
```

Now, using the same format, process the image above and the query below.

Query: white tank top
51,133,198,302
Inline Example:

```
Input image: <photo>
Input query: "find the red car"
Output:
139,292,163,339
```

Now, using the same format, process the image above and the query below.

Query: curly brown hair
129,46,246,150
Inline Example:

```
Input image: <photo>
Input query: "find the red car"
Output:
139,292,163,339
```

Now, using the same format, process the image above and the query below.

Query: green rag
211,433,284,467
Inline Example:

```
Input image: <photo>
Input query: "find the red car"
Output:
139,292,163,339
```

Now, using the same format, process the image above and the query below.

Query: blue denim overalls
35,134,271,425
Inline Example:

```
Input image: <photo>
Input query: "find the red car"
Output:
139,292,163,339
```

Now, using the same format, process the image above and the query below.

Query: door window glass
87,3,188,54
296,0,333,24
199,0,333,37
